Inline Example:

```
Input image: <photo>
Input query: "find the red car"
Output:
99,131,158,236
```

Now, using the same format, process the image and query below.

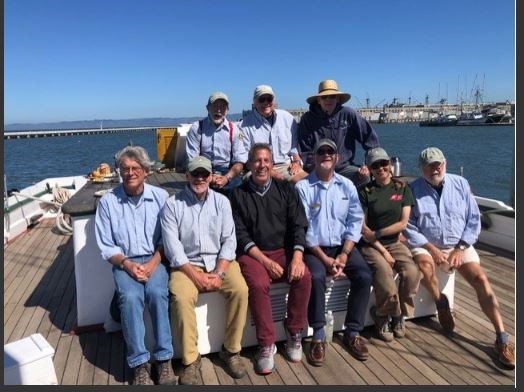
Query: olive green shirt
358,180,414,245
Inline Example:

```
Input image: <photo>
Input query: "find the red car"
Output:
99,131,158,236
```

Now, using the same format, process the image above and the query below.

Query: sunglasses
316,147,336,156
189,170,211,179
370,160,390,170
319,95,338,100
258,96,274,104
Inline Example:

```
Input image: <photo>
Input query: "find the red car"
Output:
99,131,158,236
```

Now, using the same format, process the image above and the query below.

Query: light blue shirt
160,185,236,271
95,183,168,261
404,173,481,248
239,108,298,164
185,117,248,173
295,172,363,248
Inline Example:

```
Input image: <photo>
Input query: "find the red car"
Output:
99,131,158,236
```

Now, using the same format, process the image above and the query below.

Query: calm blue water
4,123,515,205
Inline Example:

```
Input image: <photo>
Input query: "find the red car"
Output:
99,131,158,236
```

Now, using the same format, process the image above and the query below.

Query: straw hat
306,80,351,104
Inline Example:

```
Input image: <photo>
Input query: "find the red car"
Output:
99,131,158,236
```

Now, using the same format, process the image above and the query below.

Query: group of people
95,80,515,385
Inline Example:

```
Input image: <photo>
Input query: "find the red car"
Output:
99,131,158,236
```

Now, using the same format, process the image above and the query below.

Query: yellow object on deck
156,128,178,168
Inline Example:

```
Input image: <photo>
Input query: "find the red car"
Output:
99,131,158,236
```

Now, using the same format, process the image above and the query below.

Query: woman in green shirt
358,147,421,342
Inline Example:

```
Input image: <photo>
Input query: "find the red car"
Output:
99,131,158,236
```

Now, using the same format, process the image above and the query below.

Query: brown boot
154,359,176,385
219,346,246,379
179,355,202,385
131,362,154,385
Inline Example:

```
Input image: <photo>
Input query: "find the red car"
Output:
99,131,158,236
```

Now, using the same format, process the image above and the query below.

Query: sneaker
370,306,394,342
132,362,154,385
436,293,455,333
285,329,303,362
153,359,176,385
342,334,369,361
179,355,202,385
255,344,277,375
495,341,515,369
219,346,246,379
391,316,406,339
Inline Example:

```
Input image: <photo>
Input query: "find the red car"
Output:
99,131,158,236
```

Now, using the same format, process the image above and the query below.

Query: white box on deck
3,333,58,385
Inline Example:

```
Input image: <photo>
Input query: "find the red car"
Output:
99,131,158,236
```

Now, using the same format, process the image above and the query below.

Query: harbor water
4,123,515,205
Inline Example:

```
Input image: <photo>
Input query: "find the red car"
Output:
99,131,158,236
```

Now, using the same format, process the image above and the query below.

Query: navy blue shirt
297,103,379,171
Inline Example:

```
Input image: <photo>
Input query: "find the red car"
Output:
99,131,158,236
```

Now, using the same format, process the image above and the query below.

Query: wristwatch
455,241,469,251
119,258,128,270
215,270,226,281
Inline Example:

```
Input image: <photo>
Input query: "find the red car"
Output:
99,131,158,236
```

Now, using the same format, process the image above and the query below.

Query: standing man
230,143,311,375
297,79,379,188
161,156,249,384
239,85,307,182
404,147,515,368
95,146,175,385
295,139,373,366
186,91,247,190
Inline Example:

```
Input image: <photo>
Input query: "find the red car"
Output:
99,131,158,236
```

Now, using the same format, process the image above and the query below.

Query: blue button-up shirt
95,183,168,261
239,108,298,165
160,186,236,271
404,173,481,248
295,172,363,248
186,117,248,173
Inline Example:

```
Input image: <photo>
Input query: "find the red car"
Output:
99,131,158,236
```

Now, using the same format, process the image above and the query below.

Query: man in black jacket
297,79,379,188
230,143,311,376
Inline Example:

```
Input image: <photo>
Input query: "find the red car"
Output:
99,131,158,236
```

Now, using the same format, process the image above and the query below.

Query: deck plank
5,233,66,342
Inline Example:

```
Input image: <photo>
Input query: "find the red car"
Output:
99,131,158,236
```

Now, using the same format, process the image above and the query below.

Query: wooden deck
4,219,516,385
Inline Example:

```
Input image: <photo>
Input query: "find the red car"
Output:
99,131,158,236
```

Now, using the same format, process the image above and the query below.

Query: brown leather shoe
307,339,326,366
437,293,455,333
342,335,369,361
495,341,515,369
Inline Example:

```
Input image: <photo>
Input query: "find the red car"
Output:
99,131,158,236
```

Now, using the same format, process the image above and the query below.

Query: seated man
185,91,247,191
358,147,420,342
295,139,373,365
161,156,249,384
297,79,379,188
239,85,307,182
404,147,515,369
95,146,175,385
230,143,311,375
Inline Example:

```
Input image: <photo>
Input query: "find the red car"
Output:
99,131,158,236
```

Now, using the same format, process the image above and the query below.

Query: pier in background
3,127,156,140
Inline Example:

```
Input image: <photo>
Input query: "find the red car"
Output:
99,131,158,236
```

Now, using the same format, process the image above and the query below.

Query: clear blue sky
4,0,515,124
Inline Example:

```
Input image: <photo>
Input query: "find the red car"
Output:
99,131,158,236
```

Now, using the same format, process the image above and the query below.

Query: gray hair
115,145,153,173
247,143,274,163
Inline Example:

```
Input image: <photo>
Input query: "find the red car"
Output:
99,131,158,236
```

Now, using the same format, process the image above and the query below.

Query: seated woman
358,147,421,342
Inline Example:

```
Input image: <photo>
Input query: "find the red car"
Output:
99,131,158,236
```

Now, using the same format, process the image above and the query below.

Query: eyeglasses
319,95,338,100
258,96,274,104
370,160,390,170
120,165,144,174
316,147,336,156
189,170,211,179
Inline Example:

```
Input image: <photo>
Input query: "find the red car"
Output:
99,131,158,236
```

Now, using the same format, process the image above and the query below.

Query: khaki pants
360,241,421,318
169,261,249,365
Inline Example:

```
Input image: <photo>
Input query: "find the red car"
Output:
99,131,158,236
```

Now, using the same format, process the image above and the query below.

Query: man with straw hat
297,79,379,188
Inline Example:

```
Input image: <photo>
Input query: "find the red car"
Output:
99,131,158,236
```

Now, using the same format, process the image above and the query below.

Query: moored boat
419,114,458,127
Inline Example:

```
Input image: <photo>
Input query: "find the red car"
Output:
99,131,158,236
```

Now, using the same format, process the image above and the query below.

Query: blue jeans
113,255,173,368
304,246,372,334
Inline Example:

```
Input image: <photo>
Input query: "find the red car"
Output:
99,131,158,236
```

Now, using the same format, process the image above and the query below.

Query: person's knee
401,263,422,284
470,269,490,289
415,256,435,276
119,289,143,308
310,267,326,286
351,265,373,287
